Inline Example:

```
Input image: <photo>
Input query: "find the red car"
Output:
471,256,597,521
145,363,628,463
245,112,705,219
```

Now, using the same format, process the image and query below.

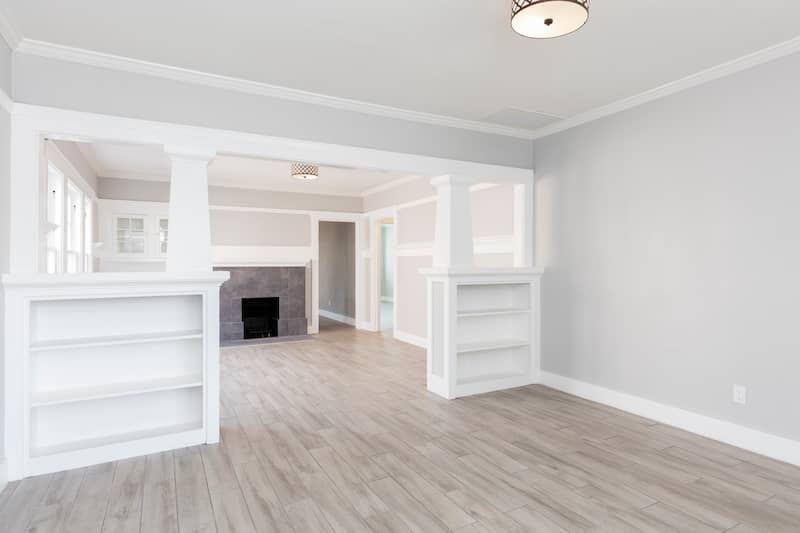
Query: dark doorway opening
242,297,280,339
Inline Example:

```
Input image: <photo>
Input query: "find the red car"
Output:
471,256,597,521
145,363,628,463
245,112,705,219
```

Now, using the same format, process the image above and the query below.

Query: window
116,216,146,254
84,201,94,272
45,165,65,274
44,160,95,274
159,218,169,254
65,181,84,273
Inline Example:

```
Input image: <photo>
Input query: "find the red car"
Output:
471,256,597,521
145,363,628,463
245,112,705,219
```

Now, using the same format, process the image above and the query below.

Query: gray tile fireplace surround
215,266,308,343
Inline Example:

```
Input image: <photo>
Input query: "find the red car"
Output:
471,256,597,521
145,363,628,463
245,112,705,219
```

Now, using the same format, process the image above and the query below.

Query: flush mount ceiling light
511,0,589,39
291,162,319,181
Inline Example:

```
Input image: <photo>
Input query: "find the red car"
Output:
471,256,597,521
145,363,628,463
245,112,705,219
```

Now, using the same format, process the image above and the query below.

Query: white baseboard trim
318,309,356,326
540,371,800,467
393,329,427,349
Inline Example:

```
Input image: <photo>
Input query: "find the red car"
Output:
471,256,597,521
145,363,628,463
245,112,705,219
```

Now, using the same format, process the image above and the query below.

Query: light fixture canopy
511,0,589,39
291,162,319,181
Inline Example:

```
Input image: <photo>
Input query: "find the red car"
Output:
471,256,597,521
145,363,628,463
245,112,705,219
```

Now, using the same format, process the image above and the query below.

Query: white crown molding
531,35,800,140
14,39,537,140
0,8,21,50
360,174,423,198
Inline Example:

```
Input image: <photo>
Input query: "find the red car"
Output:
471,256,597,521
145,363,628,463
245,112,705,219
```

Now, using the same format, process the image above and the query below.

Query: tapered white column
164,146,216,272
431,175,475,268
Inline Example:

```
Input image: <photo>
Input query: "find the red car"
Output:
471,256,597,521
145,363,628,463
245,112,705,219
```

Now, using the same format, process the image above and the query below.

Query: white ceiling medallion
511,0,589,39
291,162,319,181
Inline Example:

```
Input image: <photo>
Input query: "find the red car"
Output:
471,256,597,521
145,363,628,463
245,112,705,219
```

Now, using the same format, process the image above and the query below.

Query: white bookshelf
424,268,542,399
1,272,229,479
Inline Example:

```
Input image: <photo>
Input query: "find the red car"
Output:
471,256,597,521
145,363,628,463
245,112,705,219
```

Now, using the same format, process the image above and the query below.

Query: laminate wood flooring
2,317,800,532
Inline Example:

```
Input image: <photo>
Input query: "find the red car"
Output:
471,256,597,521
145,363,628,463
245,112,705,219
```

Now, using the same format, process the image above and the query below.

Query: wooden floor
2,318,800,532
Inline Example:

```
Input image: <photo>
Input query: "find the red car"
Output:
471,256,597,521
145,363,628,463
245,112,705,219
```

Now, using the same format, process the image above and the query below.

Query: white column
431,175,476,268
164,146,216,272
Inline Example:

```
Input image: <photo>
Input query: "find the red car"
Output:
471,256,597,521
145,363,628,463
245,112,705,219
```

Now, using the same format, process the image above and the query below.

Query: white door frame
310,213,365,334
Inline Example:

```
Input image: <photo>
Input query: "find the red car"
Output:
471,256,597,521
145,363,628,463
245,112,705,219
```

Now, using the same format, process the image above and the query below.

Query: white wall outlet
733,384,747,405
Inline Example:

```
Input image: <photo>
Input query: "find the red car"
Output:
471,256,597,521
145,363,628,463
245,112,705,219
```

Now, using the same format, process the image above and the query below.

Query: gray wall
318,221,356,319
0,33,11,461
0,36,10,96
13,54,533,169
0,103,9,460
97,177,363,212
0,107,10,274
533,51,800,441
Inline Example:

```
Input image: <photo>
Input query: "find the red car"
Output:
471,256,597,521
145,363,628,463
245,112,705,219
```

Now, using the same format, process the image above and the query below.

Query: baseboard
540,371,800,467
393,329,427,349
318,309,356,326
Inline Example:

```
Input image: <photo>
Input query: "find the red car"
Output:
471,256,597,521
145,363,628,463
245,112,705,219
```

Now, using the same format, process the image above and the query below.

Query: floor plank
1,317,799,532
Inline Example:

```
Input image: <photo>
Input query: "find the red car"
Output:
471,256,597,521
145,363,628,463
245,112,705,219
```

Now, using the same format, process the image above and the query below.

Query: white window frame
114,214,148,256
45,164,65,274
158,217,169,257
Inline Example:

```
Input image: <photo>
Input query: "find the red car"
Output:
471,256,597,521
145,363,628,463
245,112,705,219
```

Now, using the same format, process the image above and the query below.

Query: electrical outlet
733,385,747,405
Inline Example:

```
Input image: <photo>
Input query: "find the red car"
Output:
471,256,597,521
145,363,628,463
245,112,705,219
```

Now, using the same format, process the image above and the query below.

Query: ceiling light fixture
291,162,319,181
511,0,589,39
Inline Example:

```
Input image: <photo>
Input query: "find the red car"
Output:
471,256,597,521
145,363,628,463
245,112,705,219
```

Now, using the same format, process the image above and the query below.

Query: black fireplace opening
242,297,280,339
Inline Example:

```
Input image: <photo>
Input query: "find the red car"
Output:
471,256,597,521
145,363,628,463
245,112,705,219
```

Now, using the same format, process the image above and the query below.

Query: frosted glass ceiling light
291,163,319,181
511,0,589,39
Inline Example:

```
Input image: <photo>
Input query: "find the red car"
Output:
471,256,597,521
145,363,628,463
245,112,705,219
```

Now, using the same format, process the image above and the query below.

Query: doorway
318,221,357,329
379,219,395,334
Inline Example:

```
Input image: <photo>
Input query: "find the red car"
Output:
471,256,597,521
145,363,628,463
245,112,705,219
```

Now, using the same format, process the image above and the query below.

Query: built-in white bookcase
1,272,228,480
425,269,542,399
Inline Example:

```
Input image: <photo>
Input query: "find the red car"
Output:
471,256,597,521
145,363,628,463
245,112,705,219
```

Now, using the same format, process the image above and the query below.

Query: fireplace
216,266,308,344
242,297,279,339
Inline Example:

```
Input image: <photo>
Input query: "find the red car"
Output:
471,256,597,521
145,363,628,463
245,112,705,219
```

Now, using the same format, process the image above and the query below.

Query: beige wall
472,184,514,237
395,255,432,339
396,201,436,244
210,210,311,246
319,221,356,319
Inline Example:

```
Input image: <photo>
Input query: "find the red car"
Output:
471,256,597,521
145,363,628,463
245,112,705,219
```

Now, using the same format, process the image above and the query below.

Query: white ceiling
78,141,414,196
4,2,800,132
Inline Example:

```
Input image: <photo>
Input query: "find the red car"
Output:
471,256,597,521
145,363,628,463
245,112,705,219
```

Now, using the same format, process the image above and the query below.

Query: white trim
0,87,13,114
318,309,356,326
212,246,313,266
0,8,20,50
531,35,800,140
12,103,533,185
7,34,800,145
394,235,513,258
540,372,800,467
14,39,535,140
474,235,514,255
393,329,427,349
368,182,502,217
